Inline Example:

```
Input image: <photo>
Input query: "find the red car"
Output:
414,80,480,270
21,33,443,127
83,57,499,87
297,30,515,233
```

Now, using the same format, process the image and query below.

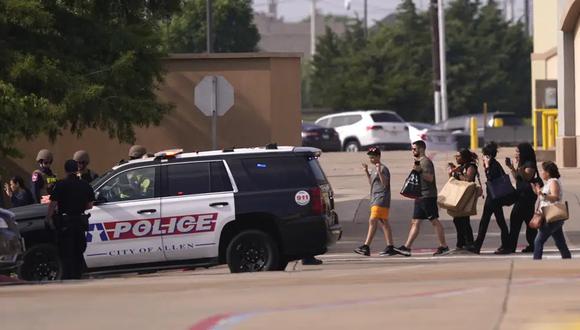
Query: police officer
73,150,98,183
32,149,58,203
47,160,95,280
129,145,147,160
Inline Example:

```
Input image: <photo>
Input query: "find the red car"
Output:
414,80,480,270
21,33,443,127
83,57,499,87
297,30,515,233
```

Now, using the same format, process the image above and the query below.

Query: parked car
432,112,523,150
407,122,457,151
301,123,341,152
315,110,409,151
0,208,23,274
12,146,341,281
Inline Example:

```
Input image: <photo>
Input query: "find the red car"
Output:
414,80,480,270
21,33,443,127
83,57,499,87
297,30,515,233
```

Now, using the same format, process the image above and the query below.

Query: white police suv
12,146,341,280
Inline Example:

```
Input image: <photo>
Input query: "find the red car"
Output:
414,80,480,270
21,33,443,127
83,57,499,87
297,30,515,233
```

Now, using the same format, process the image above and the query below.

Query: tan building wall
4,53,302,177
531,0,559,117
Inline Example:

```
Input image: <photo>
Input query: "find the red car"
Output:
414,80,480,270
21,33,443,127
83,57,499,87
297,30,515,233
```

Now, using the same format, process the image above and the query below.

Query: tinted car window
371,112,403,123
494,114,523,126
210,162,233,192
241,157,315,190
98,167,156,202
316,118,330,127
166,162,210,196
329,116,348,128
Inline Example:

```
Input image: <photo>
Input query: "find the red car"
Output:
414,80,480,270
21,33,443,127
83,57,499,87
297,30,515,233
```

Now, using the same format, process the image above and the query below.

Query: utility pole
524,0,530,36
311,0,316,56
438,0,448,121
364,0,368,38
206,0,212,53
430,0,441,123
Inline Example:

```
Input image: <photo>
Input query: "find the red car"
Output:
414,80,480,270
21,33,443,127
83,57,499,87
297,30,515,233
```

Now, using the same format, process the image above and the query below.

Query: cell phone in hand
505,157,512,167
414,160,420,166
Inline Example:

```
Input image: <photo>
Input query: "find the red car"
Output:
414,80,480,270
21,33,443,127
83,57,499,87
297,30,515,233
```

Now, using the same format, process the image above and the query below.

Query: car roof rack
222,147,235,153
265,143,278,150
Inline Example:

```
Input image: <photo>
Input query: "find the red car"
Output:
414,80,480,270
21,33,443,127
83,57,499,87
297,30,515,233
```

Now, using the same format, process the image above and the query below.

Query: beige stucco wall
5,53,302,177
534,0,559,53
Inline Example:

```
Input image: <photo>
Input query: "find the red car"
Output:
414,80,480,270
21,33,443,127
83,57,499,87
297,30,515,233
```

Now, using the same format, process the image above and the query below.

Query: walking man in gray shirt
354,147,396,256
395,140,449,257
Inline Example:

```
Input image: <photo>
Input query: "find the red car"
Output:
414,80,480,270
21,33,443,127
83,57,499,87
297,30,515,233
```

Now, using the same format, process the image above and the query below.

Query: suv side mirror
94,191,108,205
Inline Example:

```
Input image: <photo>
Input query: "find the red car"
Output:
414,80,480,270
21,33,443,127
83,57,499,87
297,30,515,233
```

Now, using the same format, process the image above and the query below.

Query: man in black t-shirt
48,160,95,279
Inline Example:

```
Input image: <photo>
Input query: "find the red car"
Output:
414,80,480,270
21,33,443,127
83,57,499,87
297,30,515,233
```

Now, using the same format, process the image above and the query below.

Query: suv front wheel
226,230,281,273
18,243,62,281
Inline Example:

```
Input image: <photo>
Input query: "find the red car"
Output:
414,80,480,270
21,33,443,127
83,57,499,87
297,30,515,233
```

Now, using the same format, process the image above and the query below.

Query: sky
252,0,526,26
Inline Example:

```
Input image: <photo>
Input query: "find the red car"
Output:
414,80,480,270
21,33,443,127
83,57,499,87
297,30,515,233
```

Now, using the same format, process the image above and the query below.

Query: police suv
12,146,341,280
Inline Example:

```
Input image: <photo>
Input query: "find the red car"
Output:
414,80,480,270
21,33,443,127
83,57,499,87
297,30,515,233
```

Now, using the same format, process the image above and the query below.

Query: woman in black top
505,142,541,253
474,142,509,254
448,148,479,252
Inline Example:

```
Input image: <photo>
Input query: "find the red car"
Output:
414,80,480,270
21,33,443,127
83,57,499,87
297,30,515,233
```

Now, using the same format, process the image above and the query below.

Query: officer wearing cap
47,159,95,280
73,150,99,183
32,149,58,203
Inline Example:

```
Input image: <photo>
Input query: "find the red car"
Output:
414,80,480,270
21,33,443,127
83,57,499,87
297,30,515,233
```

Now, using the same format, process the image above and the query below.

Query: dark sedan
301,123,341,152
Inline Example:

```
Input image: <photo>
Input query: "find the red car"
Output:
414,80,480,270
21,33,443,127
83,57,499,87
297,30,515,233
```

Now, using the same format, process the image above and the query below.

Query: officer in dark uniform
47,160,95,280
73,150,99,183
32,149,58,203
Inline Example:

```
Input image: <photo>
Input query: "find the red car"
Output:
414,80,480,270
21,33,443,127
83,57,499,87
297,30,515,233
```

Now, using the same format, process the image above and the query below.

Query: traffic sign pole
211,76,218,149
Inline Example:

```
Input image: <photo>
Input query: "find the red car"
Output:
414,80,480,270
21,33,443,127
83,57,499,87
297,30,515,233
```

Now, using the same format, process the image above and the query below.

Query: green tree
163,0,260,53
308,0,532,122
0,0,181,157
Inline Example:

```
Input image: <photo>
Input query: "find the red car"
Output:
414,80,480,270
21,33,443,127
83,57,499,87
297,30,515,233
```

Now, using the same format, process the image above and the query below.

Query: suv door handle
209,202,229,208
137,209,157,215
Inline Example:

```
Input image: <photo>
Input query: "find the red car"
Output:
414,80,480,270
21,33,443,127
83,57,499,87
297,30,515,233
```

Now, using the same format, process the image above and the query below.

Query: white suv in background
315,110,410,152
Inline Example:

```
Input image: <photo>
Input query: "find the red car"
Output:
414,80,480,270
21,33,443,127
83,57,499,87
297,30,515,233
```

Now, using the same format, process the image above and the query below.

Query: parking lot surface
2,150,580,330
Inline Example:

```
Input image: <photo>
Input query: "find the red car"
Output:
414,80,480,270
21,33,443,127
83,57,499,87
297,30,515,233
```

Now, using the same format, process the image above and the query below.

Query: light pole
206,0,212,53
311,0,316,56
438,0,448,121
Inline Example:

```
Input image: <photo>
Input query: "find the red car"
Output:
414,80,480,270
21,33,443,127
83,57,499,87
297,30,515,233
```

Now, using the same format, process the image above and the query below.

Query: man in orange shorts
354,147,396,256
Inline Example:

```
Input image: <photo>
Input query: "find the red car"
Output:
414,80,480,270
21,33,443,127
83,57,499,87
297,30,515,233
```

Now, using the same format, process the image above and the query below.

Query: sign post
194,75,234,150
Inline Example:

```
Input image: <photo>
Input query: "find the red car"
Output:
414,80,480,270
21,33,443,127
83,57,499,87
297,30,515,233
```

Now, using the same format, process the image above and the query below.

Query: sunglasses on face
40,160,52,165
77,161,87,165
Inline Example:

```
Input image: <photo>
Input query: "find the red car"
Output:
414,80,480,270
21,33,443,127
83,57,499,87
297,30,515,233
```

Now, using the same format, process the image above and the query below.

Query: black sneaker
394,245,411,257
494,248,512,255
354,245,370,256
433,246,450,256
521,246,534,253
302,257,323,265
379,245,397,256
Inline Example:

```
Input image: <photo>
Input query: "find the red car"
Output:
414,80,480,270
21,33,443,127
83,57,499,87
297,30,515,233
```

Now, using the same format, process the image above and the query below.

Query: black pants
57,225,87,280
453,216,474,248
507,195,537,252
474,196,509,250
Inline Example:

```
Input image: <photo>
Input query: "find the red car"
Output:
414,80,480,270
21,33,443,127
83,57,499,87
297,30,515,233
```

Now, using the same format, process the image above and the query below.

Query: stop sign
194,75,234,117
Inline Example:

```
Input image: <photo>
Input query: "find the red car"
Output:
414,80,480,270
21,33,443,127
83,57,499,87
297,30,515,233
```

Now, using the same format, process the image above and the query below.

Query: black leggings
453,216,474,248
507,195,537,252
474,196,509,250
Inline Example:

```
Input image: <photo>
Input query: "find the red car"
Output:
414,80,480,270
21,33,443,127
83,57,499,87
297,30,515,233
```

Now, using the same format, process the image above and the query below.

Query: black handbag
400,170,422,199
487,174,517,204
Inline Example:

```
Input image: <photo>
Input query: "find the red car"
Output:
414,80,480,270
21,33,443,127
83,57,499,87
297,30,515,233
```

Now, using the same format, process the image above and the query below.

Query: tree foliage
309,0,532,122
0,0,181,157
163,0,260,53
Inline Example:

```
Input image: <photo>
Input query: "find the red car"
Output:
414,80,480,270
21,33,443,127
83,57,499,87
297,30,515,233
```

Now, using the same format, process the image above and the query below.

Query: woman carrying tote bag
531,161,572,260
474,142,510,254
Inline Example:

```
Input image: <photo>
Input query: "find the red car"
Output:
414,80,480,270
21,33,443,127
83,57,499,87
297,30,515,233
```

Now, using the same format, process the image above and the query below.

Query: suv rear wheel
226,230,281,273
18,244,62,281
344,140,360,152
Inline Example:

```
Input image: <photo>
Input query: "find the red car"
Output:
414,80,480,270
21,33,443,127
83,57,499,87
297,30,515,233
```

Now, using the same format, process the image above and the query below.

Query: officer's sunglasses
39,160,52,165
77,161,87,165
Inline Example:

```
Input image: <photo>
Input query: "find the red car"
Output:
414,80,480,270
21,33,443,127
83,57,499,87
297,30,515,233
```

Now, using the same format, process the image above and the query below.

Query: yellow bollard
533,109,538,150
470,117,478,150
542,112,548,150
547,116,554,149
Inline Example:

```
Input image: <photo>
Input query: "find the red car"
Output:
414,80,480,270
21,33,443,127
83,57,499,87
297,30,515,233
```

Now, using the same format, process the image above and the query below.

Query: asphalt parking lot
1,150,580,330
